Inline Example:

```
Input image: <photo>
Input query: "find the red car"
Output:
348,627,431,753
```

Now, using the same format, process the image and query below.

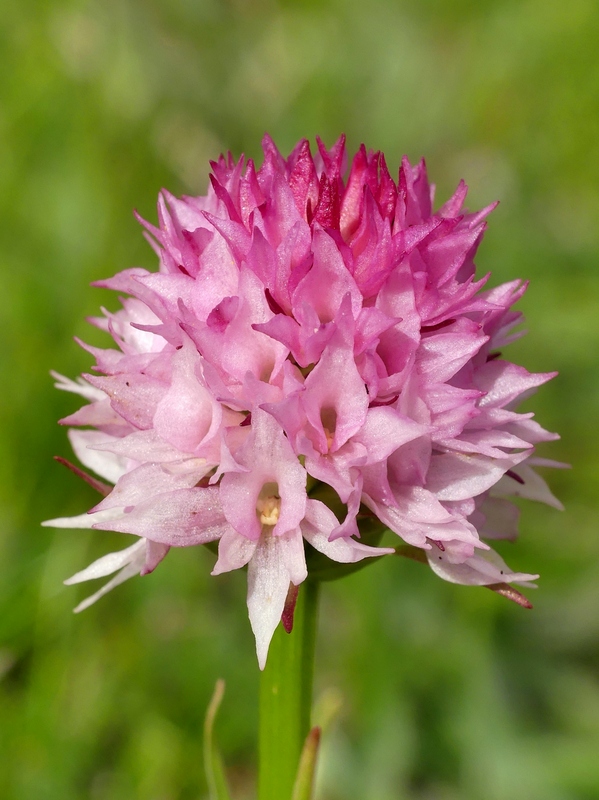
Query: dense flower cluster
46,135,561,667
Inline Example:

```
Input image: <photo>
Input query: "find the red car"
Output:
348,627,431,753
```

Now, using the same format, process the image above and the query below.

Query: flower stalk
258,580,320,800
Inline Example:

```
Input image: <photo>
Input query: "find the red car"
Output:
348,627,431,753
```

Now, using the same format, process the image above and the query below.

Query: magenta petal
303,327,368,451
292,226,362,323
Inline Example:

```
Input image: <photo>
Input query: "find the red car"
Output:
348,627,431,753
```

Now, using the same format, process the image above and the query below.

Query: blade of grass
291,727,321,800
203,679,232,800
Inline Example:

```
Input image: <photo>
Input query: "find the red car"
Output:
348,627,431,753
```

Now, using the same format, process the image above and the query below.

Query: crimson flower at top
46,135,562,668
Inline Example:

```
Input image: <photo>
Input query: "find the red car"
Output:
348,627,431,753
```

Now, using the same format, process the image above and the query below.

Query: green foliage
204,680,232,800
1,0,597,797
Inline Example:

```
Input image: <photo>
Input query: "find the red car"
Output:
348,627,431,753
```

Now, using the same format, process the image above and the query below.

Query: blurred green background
1,0,597,798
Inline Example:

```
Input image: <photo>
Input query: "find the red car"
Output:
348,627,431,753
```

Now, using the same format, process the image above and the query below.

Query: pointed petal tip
72,599,92,614
257,646,268,671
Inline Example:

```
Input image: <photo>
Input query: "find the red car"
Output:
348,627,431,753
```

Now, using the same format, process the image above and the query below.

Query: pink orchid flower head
45,135,563,668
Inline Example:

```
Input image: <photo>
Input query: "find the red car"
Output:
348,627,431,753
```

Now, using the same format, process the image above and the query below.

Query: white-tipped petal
64,540,145,585
494,463,564,510
427,544,538,587
50,371,106,401
72,561,144,613
42,507,124,529
247,530,306,670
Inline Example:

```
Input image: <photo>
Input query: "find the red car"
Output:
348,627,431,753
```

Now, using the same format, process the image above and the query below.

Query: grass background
1,0,598,797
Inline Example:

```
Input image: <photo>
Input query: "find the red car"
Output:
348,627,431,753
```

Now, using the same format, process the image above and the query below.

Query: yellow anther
256,483,281,526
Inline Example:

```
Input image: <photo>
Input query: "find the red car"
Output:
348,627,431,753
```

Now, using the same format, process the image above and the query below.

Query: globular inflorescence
46,135,561,667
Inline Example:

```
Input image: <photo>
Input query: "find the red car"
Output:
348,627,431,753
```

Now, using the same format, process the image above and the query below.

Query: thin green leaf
203,679,232,800
291,727,321,800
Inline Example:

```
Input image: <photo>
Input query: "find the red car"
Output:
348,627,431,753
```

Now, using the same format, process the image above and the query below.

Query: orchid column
46,135,562,798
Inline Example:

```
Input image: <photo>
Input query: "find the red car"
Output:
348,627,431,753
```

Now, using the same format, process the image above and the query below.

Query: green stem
258,580,320,800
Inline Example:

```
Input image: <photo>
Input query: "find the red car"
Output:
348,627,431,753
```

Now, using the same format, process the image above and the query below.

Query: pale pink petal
302,499,393,561
212,528,257,575
426,451,530,501
153,340,222,453
475,496,520,541
92,462,206,512
247,529,307,669
219,409,307,541
475,360,557,409
302,326,369,451
51,371,106,402
142,540,170,574
427,543,538,587
63,539,163,614
352,407,427,464
493,463,565,510
90,429,201,464
95,487,230,546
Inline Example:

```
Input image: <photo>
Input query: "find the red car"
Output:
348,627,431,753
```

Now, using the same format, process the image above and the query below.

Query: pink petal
212,528,257,575
219,409,307,541
302,500,393,562
426,451,529,501
94,487,230,546
153,340,222,453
